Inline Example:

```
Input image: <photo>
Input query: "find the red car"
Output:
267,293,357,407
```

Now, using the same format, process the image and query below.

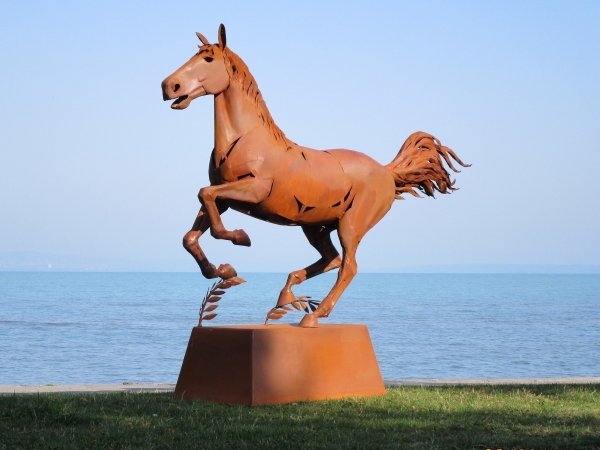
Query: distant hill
0,251,194,272
0,252,599,273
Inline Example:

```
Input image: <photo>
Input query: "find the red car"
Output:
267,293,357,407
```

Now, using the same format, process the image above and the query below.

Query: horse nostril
174,83,180,93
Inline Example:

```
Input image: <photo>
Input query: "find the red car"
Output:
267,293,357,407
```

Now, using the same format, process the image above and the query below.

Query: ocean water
0,272,598,385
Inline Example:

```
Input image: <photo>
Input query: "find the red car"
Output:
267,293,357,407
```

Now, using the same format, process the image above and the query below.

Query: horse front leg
198,178,273,246
183,204,237,279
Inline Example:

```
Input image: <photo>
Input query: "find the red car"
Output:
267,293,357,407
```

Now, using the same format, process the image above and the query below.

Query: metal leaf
211,290,226,296
204,304,218,312
309,303,317,312
268,310,285,319
291,302,302,311
206,296,222,303
228,277,246,285
202,313,218,321
215,282,231,289
281,305,293,311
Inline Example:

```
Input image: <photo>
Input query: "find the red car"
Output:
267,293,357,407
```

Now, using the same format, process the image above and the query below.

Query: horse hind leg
274,225,341,307
299,188,393,328
298,220,360,328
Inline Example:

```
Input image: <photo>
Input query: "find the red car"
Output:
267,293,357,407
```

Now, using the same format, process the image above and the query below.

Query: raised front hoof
231,229,251,247
298,313,319,328
216,263,238,279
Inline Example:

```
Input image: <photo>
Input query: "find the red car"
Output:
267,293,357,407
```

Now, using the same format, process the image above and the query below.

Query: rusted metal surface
161,25,470,327
174,324,386,405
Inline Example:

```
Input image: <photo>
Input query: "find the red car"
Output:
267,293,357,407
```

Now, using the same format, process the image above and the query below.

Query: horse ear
196,32,210,46
218,24,227,49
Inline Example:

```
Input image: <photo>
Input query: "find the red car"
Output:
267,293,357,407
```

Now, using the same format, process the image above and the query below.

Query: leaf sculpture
264,296,321,325
198,276,245,326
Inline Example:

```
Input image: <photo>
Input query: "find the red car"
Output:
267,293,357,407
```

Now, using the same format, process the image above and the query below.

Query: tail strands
386,131,470,200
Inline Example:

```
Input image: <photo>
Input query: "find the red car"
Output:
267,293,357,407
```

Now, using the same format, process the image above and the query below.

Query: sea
0,272,598,385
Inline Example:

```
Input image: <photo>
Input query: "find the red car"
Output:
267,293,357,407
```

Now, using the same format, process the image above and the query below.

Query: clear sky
1,1,599,272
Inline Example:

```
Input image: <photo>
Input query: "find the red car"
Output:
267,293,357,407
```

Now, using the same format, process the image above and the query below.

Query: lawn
1,385,599,449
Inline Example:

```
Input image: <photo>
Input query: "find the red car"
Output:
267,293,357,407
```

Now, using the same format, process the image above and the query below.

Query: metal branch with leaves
265,296,321,324
198,277,245,326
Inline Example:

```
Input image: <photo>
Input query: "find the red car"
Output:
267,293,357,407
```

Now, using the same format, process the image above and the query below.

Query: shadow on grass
1,385,599,449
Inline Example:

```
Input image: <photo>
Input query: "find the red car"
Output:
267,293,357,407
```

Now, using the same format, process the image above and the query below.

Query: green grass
1,385,599,449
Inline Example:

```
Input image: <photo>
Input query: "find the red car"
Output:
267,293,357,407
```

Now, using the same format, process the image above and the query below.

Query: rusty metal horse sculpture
161,25,470,328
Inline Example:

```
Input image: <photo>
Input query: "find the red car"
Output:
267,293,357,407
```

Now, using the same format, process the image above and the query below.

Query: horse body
162,25,469,327
212,128,391,227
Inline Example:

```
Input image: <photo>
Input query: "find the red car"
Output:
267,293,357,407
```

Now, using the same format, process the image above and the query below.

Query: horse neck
213,79,265,154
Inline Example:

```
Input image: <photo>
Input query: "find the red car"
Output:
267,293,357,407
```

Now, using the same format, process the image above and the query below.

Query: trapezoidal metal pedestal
174,324,385,405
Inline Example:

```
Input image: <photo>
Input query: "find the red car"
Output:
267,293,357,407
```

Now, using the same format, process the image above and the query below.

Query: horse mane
222,49,287,143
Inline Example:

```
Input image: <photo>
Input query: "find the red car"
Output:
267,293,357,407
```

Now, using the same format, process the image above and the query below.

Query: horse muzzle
161,77,206,110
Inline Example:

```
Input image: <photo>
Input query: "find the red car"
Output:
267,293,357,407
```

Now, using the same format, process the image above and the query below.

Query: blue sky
0,1,599,272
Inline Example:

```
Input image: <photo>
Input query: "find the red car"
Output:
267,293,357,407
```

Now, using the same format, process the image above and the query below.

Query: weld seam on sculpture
162,24,470,328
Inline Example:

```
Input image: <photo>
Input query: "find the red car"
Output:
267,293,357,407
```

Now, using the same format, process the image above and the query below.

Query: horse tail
385,131,470,200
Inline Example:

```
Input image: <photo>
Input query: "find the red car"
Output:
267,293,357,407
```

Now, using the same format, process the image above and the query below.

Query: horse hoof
276,288,296,307
299,313,318,328
217,264,238,279
231,229,251,247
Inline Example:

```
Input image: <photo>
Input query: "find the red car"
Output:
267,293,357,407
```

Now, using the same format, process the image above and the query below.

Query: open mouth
170,86,206,109
171,95,191,110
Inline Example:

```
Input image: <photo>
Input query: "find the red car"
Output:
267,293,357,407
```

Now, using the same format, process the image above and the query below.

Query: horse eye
204,57,214,62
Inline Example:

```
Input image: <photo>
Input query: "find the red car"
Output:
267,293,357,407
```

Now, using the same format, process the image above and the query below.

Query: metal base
174,324,385,405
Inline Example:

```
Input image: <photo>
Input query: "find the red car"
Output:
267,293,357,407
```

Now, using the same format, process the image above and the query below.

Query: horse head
161,24,229,110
